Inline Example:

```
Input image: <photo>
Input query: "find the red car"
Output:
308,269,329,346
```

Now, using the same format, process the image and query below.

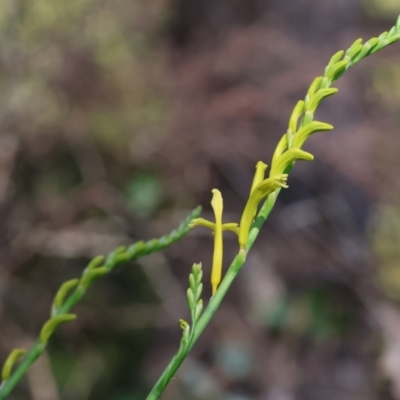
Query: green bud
196,283,203,301
362,37,379,56
195,266,203,285
288,100,305,135
39,314,77,344
80,267,108,289
53,279,79,311
128,241,146,257
179,319,190,344
270,148,314,177
86,256,104,271
114,246,127,254
345,38,363,58
187,288,195,309
181,325,190,345
325,59,348,82
189,273,196,292
192,263,202,275
307,78,323,98
389,33,400,44
179,319,189,331
306,88,338,113
195,300,203,321
1,348,27,381
326,50,344,69
108,252,131,270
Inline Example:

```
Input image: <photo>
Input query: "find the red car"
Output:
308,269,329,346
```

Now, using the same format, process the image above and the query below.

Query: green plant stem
0,288,92,400
0,207,201,400
145,193,278,400
0,343,44,400
145,18,400,399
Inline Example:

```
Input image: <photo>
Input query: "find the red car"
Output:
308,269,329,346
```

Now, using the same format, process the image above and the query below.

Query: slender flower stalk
146,15,400,400
0,207,201,400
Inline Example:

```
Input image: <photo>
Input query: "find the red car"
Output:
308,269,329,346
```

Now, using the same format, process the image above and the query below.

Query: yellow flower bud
239,175,288,249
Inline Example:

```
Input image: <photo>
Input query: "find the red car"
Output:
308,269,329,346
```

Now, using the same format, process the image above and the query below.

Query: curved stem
0,208,201,400
0,343,44,400
145,16,400,399
145,193,278,400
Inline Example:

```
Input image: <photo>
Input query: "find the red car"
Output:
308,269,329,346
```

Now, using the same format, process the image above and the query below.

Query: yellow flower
238,174,288,249
250,161,268,194
189,189,239,295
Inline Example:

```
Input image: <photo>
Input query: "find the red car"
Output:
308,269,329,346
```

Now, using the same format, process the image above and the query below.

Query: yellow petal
250,161,268,194
222,223,239,235
211,189,223,295
271,134,288,167
238,175,288,249
211,189,223,221
189,218,216,230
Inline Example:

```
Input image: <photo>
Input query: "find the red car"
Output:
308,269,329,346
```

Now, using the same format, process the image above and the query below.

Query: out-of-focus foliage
125,174,162,217
372,61,400,112
0,0,170,151
372,204,400,298
361,0,400,18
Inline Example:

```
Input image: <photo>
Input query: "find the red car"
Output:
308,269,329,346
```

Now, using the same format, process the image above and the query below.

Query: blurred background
0,0,400,399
